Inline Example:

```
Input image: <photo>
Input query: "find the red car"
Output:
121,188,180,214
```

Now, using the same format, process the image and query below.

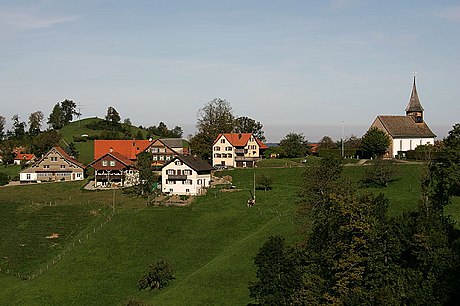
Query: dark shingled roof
166,154,214,172
405,77,424,112
377,116,436,138
160,138,184,148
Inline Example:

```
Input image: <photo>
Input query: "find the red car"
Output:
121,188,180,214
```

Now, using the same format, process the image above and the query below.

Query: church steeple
405,76,424,123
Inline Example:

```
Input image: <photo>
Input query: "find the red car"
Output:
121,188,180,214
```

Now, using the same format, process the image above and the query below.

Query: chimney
238,133,242,139
109,147,113,153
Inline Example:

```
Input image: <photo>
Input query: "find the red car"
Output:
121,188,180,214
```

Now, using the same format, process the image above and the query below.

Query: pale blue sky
1,0,459,142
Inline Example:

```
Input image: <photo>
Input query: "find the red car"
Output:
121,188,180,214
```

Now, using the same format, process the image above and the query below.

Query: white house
212,133,268,168
370,77,436,158
162,155,214,195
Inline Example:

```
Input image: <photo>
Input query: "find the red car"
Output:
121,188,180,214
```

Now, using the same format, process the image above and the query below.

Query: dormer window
416,116,422,123
102,161,108,166
110,161,115,166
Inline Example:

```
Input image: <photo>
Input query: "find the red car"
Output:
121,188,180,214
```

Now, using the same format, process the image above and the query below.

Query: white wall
392,137,435,157
19,172,37,182
162,161,211,195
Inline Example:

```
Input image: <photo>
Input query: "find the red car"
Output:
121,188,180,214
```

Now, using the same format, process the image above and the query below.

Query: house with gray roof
161,154,214,195
370,77,436,158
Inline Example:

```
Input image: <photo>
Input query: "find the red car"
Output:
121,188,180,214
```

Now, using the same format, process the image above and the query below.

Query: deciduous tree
28,111,44,136
279,132,309,158
138,259,175,291
360,127,391,158
0,116,5,140
48,103,64,129
234,116,266,142
105,106,121,125
61,99,80,124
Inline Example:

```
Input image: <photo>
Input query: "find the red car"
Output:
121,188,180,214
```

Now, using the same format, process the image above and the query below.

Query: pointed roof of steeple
405,76,424,112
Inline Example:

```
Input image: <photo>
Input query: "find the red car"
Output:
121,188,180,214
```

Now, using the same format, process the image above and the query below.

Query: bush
362,159,398,187
0,172,10,186
138,259,175,291
256,173,273,191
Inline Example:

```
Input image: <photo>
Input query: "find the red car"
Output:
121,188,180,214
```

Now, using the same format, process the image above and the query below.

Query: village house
212,133,268,168
370,77,436,158
162,154,214,195
87,149,139,188
20,147,85,183
13,153,37,165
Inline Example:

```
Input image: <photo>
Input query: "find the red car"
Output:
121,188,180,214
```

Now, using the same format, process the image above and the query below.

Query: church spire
405,76,424,123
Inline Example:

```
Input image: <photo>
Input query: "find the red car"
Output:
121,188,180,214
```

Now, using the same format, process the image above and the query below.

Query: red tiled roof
14,153,36,161
214,133,268,149
94,140,152,160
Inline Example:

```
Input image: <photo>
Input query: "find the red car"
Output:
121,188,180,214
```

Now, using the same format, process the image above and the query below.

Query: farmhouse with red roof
212,133,268,168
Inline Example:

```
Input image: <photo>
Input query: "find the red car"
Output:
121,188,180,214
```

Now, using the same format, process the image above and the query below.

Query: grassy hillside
1,164,460,305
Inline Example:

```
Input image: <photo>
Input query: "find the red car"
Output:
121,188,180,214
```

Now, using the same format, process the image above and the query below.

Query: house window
102,161,108,166
214,146,220,151
167,169,175,175
153,156,158,161
60,165,65,169
110,161,116,166
227,153,232,158
77,173,82,177
197,179,202,184
184,170,192,175
43,165,49,169
169,188,173,193
222,153,227,158
186,189,190,193
226,146,232,151
215,153,221,158
166,155,171,160
221,139,225,143
27,174,31,179
159,155,164,160
50,157,58,162
151,148,159,153
175,160,182,166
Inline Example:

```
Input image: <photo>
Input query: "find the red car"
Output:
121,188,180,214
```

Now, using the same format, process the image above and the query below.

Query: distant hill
58,117,149,165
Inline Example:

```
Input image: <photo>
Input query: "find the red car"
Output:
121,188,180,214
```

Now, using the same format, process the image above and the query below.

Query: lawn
1,162,459,305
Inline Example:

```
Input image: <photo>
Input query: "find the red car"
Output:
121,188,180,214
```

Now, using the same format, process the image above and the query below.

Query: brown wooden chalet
88,150,139,188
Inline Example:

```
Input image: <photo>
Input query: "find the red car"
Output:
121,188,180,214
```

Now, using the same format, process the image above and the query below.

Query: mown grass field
1,162,460,305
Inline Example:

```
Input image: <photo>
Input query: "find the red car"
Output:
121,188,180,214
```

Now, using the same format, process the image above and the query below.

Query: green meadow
1,163,460,305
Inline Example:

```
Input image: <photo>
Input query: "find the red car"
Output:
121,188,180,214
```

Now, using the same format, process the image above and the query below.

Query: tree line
248,124,460,305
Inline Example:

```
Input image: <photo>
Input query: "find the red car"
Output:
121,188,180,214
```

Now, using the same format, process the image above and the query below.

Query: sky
1,0,460,142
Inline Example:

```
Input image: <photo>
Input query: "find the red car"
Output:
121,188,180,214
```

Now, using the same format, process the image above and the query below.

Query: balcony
234,149,245,154
168,175,187,181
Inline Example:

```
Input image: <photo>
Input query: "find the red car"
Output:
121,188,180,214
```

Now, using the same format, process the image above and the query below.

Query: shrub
138,259,175,291
362,159,398,187
0,172,9,186
256,173,273,191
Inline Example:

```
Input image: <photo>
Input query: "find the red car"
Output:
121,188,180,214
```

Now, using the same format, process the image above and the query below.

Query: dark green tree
105,106,121,125
28,111,44,136
234,116,266,142
0,115,5,140
249,236,301,305
318,135,337,150
30,129,61,157
190,98,234,160
61,99,80,124
362,159,398,187
0,172,9,186
278,132,309,158
11,115,26,139
135,151,157,195
360,127,391,158
48,103,65,129
256,172,273,191
138,259,175,291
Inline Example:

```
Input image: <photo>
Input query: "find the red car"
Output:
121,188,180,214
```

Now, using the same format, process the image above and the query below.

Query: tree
0,172,9,186
191,98,235,160
256,172,273,191
48,103,64,129
61,99,80,124
11,115,26,139
146,122,183,138
278,132,309,158
360,127,391,158
123,118,132,125
344,134,361,150
105,106,121,125
249,236,301,305
0,115,5,140
318,135,337,150
28,111,44,136
234,116,266,142
135,151,157,195
362,159,398,187
138,259,175,291
30,129,61,157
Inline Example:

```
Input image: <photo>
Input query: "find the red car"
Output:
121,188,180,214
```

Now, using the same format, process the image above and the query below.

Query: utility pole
341,121,345,158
